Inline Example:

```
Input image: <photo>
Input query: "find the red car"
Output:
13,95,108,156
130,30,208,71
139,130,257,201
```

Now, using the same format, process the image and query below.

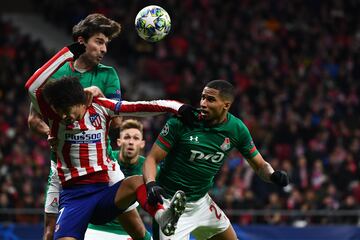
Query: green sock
136,230,152,240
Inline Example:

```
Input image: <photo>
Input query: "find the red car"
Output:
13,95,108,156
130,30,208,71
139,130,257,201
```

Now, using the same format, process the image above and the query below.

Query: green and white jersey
48,61,121,164
87,154,145,235
156,113,259,202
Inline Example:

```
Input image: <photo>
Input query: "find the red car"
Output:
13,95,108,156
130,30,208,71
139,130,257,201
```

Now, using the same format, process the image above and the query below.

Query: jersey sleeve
25,47,74,114
155,117,182,153
93,98,183,118
104,68,121,101
235,121,259,159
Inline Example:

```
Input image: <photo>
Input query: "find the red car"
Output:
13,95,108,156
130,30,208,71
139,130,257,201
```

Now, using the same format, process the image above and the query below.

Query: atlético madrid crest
220,137,231,151
89,113,102,128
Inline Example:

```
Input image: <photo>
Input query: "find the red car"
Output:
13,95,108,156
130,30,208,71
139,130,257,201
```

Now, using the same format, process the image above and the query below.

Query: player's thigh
207,225,237,240
117,208,146,239
114,175,144,209
84,228,131,240
55,185,107,239
191,194,232,240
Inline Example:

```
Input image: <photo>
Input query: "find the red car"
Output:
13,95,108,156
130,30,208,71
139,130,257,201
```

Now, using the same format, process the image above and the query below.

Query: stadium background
0,0,360,239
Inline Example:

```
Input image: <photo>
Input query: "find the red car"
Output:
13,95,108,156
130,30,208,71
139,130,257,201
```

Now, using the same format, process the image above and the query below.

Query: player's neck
119,153,138,166
74,58,95,72
207,113,228,126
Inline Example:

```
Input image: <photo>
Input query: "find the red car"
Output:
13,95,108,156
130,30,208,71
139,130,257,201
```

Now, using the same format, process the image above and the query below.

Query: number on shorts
56,207,65,224
209,203,222,220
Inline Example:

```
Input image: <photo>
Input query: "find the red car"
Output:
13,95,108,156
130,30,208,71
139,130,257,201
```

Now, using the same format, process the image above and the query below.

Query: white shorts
44,161,61,214
157,194,231,240
84,228,132,240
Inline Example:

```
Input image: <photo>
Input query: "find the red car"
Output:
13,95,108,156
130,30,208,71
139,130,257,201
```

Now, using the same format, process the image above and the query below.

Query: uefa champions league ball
135,5,171,42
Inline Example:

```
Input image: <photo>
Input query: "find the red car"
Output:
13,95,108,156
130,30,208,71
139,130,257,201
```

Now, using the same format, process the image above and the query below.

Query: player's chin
200,112,209,119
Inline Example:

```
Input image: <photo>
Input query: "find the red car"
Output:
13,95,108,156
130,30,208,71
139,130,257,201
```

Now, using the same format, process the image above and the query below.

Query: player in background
25,42,197,239
85,119,156,239
26,13,149,240
143,80,290,240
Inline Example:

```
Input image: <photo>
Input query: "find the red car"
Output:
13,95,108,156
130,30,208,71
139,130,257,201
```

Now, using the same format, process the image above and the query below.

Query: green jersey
51,61,121,100
49,61,121,163
156,113,259,202
88,154,146,235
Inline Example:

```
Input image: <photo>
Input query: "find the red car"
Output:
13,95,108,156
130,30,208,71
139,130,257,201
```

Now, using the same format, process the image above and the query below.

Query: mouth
200,109,208,116
126,147,135,153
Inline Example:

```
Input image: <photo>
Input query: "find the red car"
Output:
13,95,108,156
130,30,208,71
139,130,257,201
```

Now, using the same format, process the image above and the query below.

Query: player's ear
223,101,231,111
117,138,122,147
77,36,85,44
140,140,145,149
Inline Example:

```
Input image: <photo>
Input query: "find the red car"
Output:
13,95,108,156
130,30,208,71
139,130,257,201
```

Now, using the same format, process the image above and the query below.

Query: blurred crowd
1,0,360,226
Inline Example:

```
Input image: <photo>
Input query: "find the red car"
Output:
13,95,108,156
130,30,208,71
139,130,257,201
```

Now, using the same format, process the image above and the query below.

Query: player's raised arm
94,98,198,125
25,43,85,111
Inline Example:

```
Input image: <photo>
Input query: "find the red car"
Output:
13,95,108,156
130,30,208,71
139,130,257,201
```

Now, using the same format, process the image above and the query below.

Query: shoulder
164,116,184,130
97,64,116,72
51,62,71,78
138,155,146,165
228,113,246,128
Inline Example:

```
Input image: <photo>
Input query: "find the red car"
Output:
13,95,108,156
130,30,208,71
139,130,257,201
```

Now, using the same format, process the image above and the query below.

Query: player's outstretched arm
247,153,289,187
25,43,85,111
143,144,168,206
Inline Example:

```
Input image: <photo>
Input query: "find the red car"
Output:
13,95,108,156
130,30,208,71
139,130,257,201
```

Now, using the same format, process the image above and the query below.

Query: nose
200,99,207,109
100,44,107,54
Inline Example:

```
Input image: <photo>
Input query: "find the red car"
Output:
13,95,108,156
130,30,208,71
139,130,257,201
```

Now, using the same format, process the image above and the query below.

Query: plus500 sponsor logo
189,150,225,163
65,132,102,144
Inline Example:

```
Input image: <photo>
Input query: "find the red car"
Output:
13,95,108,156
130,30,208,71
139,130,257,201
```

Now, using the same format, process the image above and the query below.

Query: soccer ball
135,5,171,42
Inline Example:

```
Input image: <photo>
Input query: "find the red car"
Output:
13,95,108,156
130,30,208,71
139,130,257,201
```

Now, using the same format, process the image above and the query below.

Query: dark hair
42,77,87,110
205,80,235,102
120,119,144,135
72,13,121,41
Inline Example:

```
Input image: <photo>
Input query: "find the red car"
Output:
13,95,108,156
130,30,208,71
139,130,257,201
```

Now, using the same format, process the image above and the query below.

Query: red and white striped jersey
25,46,184,186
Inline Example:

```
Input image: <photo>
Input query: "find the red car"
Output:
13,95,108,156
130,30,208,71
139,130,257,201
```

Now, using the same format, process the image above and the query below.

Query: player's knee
43,230,54,240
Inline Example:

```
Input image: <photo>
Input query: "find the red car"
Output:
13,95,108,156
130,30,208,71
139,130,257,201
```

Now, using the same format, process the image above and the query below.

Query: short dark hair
205,80,235,102
72,13,121,41
42,77,87,110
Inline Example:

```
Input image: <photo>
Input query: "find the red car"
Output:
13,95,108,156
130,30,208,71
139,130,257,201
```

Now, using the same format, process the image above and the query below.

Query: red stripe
62,142,78,179
249,146,257,154
158,136,171,149
25,47,71,89
120,103,177,114
78,117,93,173
96,141,104,168
93,97,116,112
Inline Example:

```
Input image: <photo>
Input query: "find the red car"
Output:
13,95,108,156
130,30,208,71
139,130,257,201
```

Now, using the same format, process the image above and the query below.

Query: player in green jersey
27,14,148,240
84,119,152,240
143,80,289,240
